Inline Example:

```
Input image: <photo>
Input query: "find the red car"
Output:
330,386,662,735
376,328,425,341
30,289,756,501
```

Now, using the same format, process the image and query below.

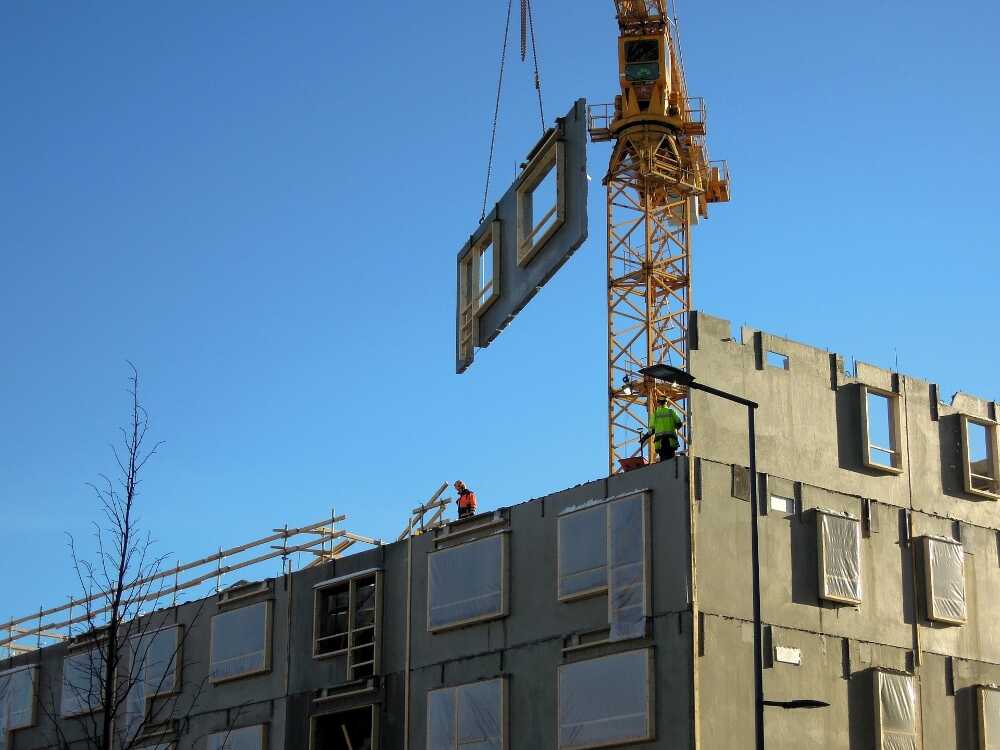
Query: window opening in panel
558,649,652,749
427,678,503,750
312,706,376,750
766,351,789,370
966,418,998,495
210,601,270,683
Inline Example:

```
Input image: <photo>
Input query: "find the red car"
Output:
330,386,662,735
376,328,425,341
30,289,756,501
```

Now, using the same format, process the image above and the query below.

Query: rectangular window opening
210,601,271,683
558,649,653,749
60,648,104,717
314,572,380,681
557,494,650,642
962,415,998,497
922,536,967,625
766,351,789,370
769,495,795,515
861,386,902,472
207,724,266,750
0,666,37,732
977,685,1000,750
874,671,917,750
817,511,862,605
427,678,504,750
428,535,506,632
125,626,181,740
312,705,378,750
516,138,565,266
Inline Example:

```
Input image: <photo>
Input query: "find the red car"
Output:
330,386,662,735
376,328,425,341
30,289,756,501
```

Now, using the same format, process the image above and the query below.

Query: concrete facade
3,310,999,749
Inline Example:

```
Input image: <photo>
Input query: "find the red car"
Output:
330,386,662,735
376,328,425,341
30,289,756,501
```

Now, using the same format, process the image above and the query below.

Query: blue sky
1,1,997,621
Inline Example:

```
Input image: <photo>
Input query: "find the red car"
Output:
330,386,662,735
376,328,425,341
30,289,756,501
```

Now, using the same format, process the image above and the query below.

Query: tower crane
590,0,731,473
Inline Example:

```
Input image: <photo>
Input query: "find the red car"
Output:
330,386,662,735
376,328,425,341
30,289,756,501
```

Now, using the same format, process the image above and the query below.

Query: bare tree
37,364,210,750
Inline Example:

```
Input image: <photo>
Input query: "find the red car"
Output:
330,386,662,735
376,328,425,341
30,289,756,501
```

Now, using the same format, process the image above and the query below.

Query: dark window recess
314,573,378,680
313,706,374,750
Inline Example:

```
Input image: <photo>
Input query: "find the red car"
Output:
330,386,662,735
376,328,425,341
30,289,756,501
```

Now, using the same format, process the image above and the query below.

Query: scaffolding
3,486,453,658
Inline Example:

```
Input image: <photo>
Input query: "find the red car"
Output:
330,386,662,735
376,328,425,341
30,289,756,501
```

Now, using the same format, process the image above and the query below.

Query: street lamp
640,364,827,749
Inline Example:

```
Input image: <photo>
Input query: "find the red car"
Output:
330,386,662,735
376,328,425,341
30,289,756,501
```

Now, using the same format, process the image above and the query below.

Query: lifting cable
480,0,547,223
480,0,514,223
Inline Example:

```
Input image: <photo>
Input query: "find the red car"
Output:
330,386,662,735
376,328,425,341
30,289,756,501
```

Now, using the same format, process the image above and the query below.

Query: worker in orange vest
454,481,478,519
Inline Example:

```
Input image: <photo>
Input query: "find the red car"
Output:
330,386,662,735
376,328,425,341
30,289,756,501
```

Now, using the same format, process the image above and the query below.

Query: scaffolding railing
1,507,404,658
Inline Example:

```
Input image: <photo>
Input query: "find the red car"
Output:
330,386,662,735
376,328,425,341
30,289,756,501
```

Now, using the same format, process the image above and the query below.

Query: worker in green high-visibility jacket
643,397,683,462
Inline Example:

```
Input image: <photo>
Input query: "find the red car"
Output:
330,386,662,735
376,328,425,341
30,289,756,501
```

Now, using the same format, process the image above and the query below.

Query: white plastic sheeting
925,537,967,624
60,648,104,716
817,512,862,605
207,724,265,750
558,649,651,749
609,495,647,641
427,678,503,750
210,601,269,681
0,666,35,731
126,626,180,740
981,687,1000,750
428,534,504,630
876,671,917,750
558,505,608,599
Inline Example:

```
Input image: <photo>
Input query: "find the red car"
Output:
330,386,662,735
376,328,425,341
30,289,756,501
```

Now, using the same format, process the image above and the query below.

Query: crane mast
591,0,730,473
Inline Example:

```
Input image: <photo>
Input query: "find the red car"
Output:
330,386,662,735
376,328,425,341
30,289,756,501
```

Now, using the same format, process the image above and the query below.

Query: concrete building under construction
3,311,1000,750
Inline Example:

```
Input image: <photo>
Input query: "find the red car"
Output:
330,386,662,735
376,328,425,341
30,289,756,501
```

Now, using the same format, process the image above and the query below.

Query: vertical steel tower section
592,1,730,473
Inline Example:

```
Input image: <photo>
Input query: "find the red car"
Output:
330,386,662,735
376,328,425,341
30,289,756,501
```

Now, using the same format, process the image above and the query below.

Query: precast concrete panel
456,98,588,373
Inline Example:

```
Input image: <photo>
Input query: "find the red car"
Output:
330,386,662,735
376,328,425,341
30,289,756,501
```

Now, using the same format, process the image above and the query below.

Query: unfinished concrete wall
690,311,1000,750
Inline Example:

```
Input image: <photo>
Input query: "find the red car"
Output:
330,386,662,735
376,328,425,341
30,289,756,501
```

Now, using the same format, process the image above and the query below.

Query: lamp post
640,364,829,749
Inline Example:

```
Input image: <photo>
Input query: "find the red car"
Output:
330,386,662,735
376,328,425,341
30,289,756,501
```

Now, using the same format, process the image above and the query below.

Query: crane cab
616,34,674,123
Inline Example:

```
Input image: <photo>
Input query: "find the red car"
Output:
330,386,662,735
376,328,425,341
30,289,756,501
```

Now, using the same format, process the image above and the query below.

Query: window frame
859,384,904,474
125,624,182,740
873,670,918,750
0,664,38,732
312,569,382,681
516,132,566,267
921,535,968,625
557,648,655,750
816,510,863,606
60,646,105,718
209,600,273,685
977,684,1000,750
960,414,999,499
426,677,507,750
206,724,268,750
427,533,508,633
557,503,610,603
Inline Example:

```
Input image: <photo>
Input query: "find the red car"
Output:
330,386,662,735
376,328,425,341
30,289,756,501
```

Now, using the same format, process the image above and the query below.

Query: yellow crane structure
590,0,731,473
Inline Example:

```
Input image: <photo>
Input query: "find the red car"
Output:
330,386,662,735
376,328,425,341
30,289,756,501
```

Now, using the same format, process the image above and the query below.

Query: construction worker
454,481,477,519
644,398,683,462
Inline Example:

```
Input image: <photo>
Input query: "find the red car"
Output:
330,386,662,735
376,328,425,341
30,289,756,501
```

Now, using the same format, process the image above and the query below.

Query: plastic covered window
61,648,104,717
608,495,646,640
978,686,1000,750
428,535,505,631
558,649,652,749
558,494,649,642
817,511,862,605
427,678,503,750
0,666,36,733
207,725,266,750
874,671,917,750
125,626,180,739
923,537,967,625
558,505,608,600
210,601,270,682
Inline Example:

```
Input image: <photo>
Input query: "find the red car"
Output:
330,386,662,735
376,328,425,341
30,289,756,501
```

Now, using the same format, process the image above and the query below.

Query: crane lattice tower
590,0,731,473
